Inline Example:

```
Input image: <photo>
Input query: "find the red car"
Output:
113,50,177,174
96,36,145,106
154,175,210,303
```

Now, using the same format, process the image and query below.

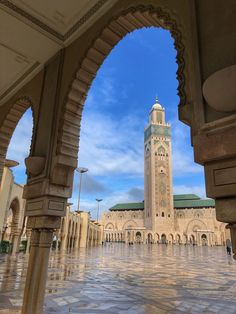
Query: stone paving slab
0,245,236,313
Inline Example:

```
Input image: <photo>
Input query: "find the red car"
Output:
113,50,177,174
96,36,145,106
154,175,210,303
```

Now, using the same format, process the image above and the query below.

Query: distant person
226,245,231,255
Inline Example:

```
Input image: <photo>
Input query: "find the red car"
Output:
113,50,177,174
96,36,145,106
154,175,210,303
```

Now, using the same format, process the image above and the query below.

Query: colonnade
0,1,235,313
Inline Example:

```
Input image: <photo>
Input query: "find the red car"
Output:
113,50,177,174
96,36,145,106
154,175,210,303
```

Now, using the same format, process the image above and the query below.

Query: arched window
162,212,164,217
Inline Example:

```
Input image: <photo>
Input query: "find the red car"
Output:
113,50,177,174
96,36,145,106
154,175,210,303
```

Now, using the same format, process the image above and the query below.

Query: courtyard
0,244,235,314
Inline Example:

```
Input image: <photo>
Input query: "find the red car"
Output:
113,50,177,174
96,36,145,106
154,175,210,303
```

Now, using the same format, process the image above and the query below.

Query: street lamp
76,167,88,211
96,199,103,222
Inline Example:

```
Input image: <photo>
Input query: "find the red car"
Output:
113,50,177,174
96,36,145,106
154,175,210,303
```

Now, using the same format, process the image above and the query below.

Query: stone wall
101,207,229,246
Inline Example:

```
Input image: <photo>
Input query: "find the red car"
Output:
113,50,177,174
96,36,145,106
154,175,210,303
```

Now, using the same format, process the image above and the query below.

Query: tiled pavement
0,244,236,313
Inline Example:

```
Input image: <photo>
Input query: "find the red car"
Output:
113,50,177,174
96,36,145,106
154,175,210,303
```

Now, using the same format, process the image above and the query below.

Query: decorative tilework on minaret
144,98,174,233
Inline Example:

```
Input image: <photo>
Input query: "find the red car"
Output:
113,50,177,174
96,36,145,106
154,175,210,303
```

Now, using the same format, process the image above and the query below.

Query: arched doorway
201,234,208,246
183,234,188,244
161,234,167,244
189,234,195,245
147,233,153,244
176,234,181,244
127,231,131,243
168,234,174,244
135,231,142,243
4,198,21,254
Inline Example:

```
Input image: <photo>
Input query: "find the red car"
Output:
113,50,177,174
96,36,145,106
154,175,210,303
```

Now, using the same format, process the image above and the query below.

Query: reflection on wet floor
0,244,236,313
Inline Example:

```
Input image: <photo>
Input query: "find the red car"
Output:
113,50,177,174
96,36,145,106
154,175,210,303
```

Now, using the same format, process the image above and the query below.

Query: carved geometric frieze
25,196,66,217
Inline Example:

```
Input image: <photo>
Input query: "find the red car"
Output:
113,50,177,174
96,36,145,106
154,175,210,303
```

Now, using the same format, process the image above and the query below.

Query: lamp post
76,167,88,211
96,199,103,222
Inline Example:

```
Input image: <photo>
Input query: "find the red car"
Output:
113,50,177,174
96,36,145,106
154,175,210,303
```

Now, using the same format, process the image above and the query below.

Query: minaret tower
144,98,174,233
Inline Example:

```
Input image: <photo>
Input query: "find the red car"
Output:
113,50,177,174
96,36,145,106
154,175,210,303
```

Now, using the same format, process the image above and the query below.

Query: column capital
27,216,61,230
25,196,67,217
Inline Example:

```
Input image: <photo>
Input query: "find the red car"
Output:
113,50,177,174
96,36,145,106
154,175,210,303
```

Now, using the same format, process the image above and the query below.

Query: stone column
21,223,56,314
60,235,67,251
179,62,236,258
11,233,20,255
20,51,77,313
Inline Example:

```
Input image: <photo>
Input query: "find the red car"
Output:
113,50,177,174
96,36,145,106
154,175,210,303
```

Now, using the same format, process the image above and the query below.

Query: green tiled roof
110,202,144,211
109,194,215,211
173,194,200,201
174,194,215,209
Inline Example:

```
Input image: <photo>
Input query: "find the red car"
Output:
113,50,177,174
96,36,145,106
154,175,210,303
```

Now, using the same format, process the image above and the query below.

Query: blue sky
6,27,205,219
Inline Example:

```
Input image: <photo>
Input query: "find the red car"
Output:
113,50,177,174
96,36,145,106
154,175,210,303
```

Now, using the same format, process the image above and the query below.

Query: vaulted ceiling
0,0,117,106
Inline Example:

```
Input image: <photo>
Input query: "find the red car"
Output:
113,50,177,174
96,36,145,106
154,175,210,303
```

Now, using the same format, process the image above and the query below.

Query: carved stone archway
0,97,35,183
5,197,21,254
57,5,187,166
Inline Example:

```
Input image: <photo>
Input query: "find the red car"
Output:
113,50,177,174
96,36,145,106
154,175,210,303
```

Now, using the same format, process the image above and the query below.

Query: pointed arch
105,222,115,230
7,197,20,234
0,96,36,183
123,219,138,230
186,219,208,234
56,5,187,165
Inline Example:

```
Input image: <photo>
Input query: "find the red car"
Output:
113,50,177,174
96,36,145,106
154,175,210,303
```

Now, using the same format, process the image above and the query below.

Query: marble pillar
11,234,20,255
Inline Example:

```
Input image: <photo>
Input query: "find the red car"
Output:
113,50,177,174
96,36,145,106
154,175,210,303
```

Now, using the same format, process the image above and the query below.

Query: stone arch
157,145,166,155
6,197,20,235
105,222,115,230
155,233,160,242
176,211,185,219
135,231,142,243
201,234,208,246
147,233,153,243
57,5,187,165
123,220,138,230
0,96,36,183
183,233,188,244
161,233,167,244
194,210,203,219
176,233,181,244
186,219,208,234
168,233,174,243
189,234,195,244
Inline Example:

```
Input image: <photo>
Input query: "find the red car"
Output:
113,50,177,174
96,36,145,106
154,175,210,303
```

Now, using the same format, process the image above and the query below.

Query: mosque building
101,99,229,246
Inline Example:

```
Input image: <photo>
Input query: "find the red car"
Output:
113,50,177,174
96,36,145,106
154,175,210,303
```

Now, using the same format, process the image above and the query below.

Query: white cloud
70,185,144,219
171,118,204,177
79,106,144,177
78,103,203,180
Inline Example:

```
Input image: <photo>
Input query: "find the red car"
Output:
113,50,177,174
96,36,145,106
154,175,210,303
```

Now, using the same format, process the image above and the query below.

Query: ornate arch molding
0,96,36,183
186,219,207,234
105,222,115,230
8,197,20,233
57,5,186,163
123,219,138,230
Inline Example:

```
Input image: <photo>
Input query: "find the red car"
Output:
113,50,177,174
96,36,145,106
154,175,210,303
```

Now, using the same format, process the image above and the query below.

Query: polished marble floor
0,244,236,313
